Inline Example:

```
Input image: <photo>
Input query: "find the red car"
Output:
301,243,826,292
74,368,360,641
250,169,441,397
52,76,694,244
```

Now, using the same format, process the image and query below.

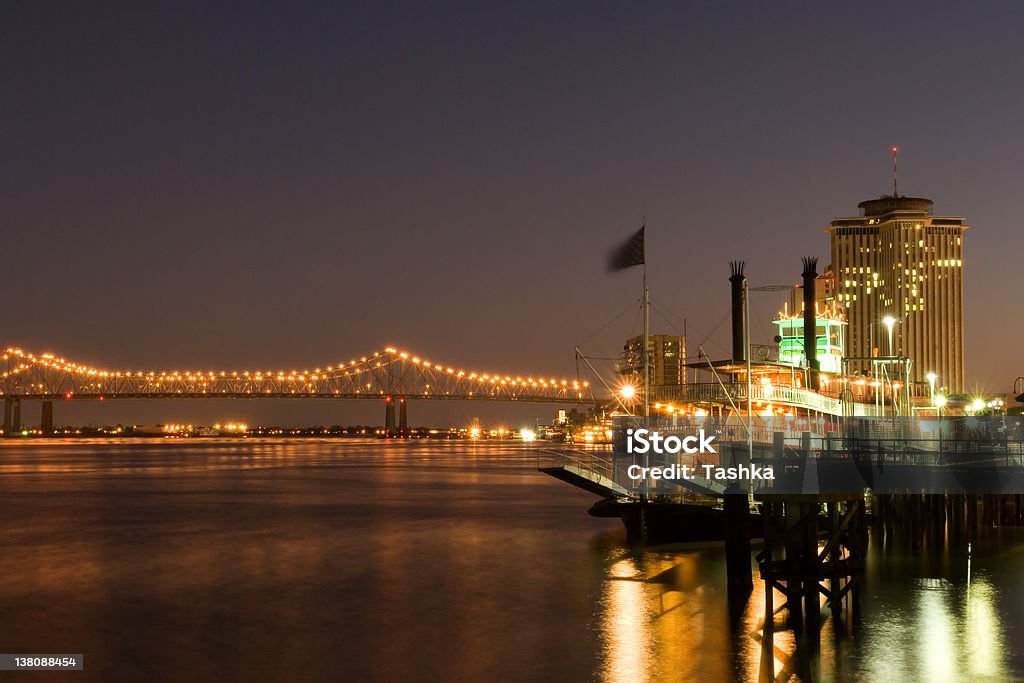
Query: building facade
786,265,836,316
827,195,968,392
620,334,686,387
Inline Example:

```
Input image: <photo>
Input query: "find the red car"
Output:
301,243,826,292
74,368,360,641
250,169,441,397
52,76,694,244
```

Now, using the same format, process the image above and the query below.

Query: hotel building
827,195,968,392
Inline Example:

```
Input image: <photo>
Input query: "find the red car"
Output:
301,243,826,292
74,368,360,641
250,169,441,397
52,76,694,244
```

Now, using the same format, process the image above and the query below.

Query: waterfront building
620,334,686,387
786,265,836,317
827,195,968,392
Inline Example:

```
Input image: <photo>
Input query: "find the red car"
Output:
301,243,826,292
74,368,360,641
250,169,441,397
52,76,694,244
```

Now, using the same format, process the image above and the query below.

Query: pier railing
651,382,887,416
537,447,634,497
540,416,1024,497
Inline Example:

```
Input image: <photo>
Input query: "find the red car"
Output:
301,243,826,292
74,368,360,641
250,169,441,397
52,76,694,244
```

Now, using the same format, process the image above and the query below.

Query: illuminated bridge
1,346,596,435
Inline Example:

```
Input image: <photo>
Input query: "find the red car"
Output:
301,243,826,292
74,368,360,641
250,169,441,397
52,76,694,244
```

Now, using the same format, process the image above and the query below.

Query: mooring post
784,501,804,630
910,494,923,550
724,442,753,593
802,501,820,638
883,494,895,541
827,501,843,620
950,494,964,536
759,499,778,683
930,494,947,540
983,494,997,528
850,498,866,620
724,485,753,593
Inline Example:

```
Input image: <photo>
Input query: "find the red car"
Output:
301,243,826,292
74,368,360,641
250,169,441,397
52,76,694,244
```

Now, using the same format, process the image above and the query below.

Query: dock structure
754,495,866,638
541,413,1024,678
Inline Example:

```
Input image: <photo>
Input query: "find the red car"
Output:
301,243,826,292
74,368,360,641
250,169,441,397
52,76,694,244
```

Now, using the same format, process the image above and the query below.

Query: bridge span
1,346,597,436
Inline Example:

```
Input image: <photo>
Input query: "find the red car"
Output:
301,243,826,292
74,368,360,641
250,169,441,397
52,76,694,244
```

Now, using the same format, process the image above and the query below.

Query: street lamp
882,315,897,357
935,394,947,453
926,372,937,409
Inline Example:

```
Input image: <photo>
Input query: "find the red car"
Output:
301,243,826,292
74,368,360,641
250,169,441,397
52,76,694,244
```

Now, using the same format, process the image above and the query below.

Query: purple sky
3,2,1022,426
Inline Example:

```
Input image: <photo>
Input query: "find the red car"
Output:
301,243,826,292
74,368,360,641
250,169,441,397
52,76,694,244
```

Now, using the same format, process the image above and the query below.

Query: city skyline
3,3,1023,424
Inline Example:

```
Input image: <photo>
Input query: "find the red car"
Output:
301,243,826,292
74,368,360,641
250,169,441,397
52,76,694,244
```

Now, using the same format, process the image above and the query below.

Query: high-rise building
786,265,836,316
827,195,968,392
620,335,686,387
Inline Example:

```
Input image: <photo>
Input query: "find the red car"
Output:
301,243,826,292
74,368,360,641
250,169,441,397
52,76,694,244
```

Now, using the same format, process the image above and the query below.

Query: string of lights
0,346,591,402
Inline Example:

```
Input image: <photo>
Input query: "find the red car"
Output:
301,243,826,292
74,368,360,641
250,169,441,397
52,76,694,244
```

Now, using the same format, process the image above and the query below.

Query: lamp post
927,372,937,412
882,316,897,357
935,394,947,452
866,320,885,415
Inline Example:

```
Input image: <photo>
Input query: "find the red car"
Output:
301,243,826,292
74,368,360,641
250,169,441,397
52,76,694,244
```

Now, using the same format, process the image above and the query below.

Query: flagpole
643,267,649,422
642,223,650,503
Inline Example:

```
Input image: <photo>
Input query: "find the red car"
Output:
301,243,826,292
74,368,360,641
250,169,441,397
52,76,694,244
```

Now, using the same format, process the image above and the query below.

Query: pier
541,413,1024,678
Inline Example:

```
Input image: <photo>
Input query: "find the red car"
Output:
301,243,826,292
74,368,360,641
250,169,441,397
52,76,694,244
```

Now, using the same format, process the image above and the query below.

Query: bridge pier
384,397,396,437
41,400,54,436
3,398,21,436
398,398,408,437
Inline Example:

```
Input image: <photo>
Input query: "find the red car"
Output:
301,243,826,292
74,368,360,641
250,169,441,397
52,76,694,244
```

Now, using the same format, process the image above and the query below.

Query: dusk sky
3,2,1022,426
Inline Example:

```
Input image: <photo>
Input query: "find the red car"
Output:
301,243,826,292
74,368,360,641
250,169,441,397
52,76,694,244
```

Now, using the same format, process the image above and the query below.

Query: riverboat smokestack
729,261,747,363
802,256,820,390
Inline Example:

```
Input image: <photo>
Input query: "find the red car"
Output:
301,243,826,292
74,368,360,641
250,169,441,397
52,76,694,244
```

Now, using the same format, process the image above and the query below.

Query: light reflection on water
857,572,1006,683
0,440,1021,681
596,540,1016,682
596,557,1013,682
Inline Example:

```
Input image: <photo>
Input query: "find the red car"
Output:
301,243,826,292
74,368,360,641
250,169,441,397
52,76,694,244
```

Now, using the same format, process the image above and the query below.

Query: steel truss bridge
1,345,597,435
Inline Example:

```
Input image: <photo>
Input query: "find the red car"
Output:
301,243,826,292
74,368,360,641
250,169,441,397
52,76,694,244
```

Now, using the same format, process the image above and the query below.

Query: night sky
3,2,1022,427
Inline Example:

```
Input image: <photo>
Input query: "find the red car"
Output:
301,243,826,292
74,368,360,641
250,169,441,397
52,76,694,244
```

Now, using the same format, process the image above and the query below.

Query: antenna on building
891,145,899,197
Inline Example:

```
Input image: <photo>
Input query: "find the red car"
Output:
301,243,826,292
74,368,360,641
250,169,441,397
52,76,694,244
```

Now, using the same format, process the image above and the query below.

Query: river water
0,439,1022,681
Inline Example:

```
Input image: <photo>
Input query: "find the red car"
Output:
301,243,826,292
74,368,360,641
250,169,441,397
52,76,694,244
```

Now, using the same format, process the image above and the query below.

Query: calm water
1,439,1023,682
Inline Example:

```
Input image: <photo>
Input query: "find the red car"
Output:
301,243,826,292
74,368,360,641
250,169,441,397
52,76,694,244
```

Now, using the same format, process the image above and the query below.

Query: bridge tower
398,398,408,436
384,396,396,437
